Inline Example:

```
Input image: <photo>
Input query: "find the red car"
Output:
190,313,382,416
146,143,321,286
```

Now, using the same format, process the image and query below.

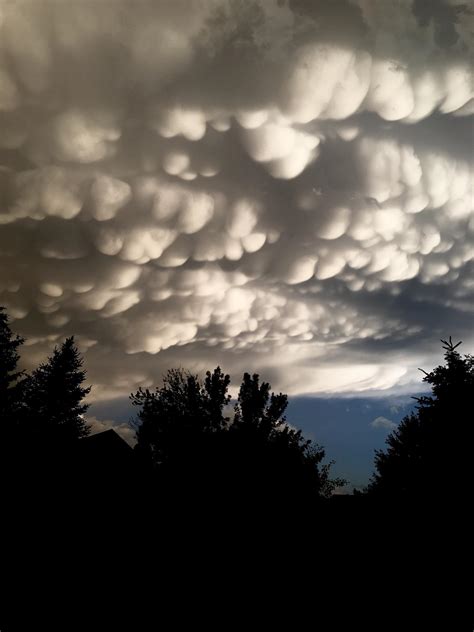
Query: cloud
0,0,472,404
370,416,397,430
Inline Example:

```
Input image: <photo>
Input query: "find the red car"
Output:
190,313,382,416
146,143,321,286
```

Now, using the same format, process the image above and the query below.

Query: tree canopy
132,367,344,503
231,372,344,499
132,366,231,467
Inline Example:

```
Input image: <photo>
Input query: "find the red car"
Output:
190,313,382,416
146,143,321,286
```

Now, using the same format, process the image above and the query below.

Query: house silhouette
75,429,135,479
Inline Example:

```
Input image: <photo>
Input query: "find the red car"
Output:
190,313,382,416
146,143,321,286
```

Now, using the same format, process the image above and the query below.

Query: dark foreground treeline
1,304,472,506
0,305,471,629
0,304,345,508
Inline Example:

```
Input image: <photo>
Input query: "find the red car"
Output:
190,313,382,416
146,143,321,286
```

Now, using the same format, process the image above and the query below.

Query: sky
0,0,472,484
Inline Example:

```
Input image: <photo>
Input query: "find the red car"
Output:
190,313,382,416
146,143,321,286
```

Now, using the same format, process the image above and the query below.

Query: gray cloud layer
0,0,472,401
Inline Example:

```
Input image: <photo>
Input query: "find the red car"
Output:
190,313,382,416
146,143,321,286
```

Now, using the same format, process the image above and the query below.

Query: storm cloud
0,0,472,403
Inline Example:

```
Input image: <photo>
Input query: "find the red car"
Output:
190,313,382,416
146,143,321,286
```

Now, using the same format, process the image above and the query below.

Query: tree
132,366,231,468
132,367,344,503
233,371,288,432
22,337,91,444
231,372,344,500
0,306,25,436
368,338,474,498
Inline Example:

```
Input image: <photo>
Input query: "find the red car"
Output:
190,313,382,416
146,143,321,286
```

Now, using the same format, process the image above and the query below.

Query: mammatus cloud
370,416,397,430
0,0,472,403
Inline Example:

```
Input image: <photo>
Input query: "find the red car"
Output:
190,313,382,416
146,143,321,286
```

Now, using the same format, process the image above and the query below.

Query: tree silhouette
231,372,344,500
368,337,474,498
132,366,231,468
22,337,91,444
132,367,344,503
0,306,25,438
233,371,288,431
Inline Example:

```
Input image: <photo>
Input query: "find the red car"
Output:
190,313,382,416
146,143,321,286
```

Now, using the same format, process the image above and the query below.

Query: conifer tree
369,338,473,498
23,337,91,443
0,306,25,435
